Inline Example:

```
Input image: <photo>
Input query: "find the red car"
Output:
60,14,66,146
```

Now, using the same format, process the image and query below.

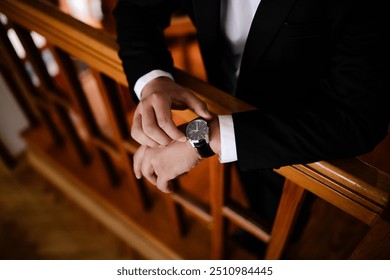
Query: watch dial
186,119,208,141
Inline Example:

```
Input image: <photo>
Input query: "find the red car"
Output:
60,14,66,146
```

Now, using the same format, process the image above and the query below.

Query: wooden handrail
0,0,125,85
277,161,389,225
1,0,388,228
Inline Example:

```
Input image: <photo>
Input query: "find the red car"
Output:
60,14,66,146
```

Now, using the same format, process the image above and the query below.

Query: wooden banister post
265,179,307,259
210,160,230,259
349,200,390,259
13,24,91,164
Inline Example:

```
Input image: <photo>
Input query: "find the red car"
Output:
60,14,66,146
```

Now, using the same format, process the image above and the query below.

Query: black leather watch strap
196,142,215,158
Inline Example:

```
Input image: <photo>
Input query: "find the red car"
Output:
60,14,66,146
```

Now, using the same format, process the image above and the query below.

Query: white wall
0,74,29,157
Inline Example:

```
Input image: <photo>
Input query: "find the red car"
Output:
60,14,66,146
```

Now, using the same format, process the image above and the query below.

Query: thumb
196,104,213,120
156,177,172,193
184,94,213,120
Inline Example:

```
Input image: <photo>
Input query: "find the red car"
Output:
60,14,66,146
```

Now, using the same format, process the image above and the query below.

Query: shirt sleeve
217,115,238,163
133,69,174,100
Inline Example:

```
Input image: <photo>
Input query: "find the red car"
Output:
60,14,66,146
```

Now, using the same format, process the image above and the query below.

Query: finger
152,162,172,193
133,146,145,179
144,170,157,186
153,101,186,142
131,111,160,147
141,153,157,185
183,92,213,120
142,105,172,146
156,176,172,193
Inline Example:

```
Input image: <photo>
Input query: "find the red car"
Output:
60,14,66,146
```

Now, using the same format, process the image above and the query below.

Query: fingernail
178,136,187,142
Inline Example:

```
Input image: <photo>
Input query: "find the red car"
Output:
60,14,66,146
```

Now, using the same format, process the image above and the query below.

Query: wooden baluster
0,25,39,127
92,71,150,210
0,58,37,168
264,179,306,259
165,180,187,236
0,138,16,169
51,47,101,136
209,167,305,259
98,147,121,186
13,24,90,164
52,46,121,186
0,23,63,146
210,160,230,259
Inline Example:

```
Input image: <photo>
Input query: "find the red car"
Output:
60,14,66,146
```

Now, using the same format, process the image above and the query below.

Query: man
113,0,389,201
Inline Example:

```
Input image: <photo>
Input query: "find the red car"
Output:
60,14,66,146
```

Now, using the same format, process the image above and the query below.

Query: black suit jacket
114,0,389,171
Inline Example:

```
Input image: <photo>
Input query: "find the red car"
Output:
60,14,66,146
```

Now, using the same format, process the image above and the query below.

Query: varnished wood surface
0,159,143,260
1,0,388,151
0,0,253,118
1,0,389,260
21,124,257,260
265,180,306,259
1,148,373,260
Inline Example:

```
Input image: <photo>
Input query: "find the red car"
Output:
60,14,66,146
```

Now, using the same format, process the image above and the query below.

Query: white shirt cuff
217,115,237,163
133,70,174,100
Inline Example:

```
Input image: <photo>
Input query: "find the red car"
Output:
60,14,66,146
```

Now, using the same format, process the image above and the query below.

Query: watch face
186,119,208,142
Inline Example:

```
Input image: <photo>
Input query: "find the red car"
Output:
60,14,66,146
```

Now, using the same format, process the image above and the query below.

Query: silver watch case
186,118,210,148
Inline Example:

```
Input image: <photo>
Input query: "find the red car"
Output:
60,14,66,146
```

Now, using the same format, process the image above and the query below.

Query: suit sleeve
113,0,178,100
233,1,389,171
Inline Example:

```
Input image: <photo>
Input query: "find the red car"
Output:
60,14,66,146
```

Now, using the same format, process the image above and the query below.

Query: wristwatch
185,117,215,158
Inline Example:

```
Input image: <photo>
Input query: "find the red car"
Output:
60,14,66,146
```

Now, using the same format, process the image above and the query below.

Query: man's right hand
131,77,213,147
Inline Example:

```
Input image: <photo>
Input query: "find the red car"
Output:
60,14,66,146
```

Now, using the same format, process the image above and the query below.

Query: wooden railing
1,0,389,259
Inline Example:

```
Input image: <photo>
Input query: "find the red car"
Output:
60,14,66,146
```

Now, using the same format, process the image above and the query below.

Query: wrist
209,117,221,155
185,140,202,161
138,73,174,99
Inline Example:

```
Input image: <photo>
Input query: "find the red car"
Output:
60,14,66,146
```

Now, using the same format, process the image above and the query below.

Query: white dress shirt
134,0,261,163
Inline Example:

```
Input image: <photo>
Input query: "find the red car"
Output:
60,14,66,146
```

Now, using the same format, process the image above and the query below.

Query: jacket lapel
192,0,221,53
238,0,298,87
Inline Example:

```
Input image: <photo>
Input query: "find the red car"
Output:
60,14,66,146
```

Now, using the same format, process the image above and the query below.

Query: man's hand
133,140,202,193
132,77,213,147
